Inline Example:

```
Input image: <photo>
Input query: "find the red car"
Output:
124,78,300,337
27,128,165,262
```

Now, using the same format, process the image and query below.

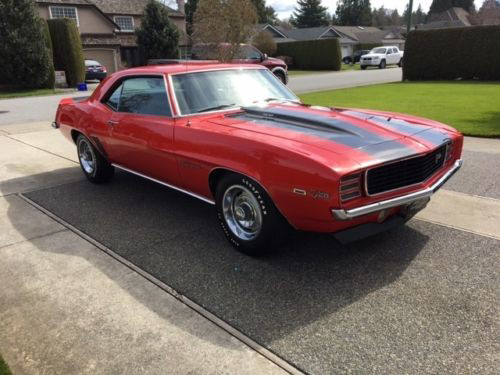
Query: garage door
83,49,118,73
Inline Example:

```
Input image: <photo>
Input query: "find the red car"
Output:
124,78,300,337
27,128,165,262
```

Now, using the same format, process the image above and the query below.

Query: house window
49,6,79,26
114,16,134,32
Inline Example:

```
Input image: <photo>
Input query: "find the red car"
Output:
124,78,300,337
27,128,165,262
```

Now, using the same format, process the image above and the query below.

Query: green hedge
48,19,85,87
41,20,55,88
403,25,500,81
0,0,53,89
276,39,341,70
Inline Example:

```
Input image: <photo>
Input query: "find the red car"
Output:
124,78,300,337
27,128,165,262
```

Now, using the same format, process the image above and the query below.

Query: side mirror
261,53,268,62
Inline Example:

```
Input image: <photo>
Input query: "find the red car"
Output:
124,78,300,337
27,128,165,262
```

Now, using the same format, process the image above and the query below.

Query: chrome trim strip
332,159,462,221
112,164,215,205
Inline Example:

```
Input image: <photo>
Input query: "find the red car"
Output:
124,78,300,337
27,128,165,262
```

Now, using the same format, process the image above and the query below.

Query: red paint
55,64,463,233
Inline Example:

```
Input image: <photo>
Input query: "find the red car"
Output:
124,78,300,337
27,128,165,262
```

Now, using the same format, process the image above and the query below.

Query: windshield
371,48,387,54
172,69,298,115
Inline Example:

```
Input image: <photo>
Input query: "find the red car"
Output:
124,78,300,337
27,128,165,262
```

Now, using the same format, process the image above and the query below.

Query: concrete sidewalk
0,126,289,374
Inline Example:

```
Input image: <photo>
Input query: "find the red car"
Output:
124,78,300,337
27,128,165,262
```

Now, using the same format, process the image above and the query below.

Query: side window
106,83,123,111
119,77,171,116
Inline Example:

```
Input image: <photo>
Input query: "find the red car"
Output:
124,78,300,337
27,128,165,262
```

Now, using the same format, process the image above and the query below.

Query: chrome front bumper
331,159,463,221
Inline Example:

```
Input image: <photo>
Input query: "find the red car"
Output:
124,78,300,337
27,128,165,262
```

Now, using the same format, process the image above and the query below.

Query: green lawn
0,355,11,375
299,82,500,137
0,88,64,100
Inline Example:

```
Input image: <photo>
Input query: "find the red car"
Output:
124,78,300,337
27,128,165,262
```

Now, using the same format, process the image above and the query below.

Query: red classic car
53,63,463,256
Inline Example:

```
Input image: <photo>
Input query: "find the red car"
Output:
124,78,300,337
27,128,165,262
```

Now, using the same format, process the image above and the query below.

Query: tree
0,0,53,88
136,0,180,62
404,3,427,26
185,0,198,36
335,0,373,26
291,0,330,28
193,0,258,61
252,30,277,55
264,5,279,24
429,0,475,14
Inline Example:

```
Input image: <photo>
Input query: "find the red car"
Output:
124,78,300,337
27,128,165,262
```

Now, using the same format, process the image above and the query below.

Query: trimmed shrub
48,19,85,87
404,25,500,81
0,0,53,88
41,20,55,89
276,39,341,70
252,30,277,56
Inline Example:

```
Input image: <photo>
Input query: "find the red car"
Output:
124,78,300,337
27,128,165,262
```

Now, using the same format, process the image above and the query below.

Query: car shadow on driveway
5,169,429,372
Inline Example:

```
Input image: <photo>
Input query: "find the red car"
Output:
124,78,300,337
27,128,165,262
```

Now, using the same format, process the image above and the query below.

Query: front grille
366,144,448,195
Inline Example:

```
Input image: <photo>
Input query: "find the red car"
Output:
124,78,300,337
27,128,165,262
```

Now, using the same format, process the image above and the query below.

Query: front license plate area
403,197,430,219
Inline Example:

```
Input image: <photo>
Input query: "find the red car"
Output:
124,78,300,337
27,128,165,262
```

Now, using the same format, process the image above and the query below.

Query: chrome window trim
364,140,451,197
167,67,298,117
332,159,462,221
112,164,215,205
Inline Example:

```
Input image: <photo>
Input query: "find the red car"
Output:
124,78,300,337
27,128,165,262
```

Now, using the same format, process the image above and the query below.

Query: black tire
215,173,290,256
398,58,403,67
274,71,286,84
379,60,386,69
76,134,114,184
361,65,367,70
342,57,352,64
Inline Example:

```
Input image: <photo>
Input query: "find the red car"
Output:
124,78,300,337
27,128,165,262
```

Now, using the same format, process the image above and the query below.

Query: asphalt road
25,171,499,374
288,67,402,94
0,69,402,126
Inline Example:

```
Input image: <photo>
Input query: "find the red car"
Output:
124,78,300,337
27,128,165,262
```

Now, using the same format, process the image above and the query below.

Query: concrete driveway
0,89,498,374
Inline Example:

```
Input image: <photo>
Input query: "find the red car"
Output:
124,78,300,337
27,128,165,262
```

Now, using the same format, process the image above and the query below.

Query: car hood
210,103,454,168
362,54,384,58
263,57,286,67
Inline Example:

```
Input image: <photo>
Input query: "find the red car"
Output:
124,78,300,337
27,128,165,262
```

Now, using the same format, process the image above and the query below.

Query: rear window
85,60,101,66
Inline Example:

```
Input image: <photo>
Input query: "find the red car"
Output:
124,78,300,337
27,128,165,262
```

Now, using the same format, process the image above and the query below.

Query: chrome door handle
107,120,118,126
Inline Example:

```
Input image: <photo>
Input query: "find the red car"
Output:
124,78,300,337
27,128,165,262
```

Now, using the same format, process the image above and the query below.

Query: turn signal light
340,173,362,202
445,141,453,161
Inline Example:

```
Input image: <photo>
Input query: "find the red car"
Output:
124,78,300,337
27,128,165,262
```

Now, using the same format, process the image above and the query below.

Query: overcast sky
269,0,486,19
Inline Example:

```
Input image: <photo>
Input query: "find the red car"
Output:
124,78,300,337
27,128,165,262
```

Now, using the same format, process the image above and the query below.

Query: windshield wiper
195,103,237,113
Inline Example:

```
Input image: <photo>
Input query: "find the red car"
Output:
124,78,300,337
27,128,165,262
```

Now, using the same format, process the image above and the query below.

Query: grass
299,82,500,137
0,88,65,100
0,355,11,375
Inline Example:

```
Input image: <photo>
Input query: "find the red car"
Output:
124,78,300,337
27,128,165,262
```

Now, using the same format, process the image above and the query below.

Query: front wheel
215,174,290,256
274,71,287,84
76,134,114,183
361,65,367,70
379,60,386,69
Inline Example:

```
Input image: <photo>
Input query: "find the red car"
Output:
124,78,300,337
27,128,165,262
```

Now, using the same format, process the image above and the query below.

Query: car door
103,75,181,186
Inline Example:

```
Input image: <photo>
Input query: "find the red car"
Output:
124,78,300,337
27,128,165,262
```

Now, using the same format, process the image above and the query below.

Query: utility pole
406,0,414,34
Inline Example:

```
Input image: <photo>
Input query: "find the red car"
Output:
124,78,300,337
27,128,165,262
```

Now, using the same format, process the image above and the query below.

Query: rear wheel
379,60,386,69
215,173,290,256
398,58,403,67
361,65,367,70
76,134,114,183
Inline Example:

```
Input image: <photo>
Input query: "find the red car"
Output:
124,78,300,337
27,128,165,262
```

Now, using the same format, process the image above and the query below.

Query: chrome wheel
222,185,263,241
78,138,95,175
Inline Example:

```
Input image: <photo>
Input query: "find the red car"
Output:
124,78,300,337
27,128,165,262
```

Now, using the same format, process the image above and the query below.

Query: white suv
360,46,404,70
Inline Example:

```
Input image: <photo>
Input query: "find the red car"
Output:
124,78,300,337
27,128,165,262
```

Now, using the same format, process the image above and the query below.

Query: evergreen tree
429,0,475,14
185,0,198,36
136,0,180,62
0,0,53,88
335,0,372,26
292,0,330,28
404,4,427,26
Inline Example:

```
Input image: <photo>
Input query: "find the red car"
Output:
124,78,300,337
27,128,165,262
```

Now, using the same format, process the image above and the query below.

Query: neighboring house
36,0,186,73
258,24,405,59
476,0,500,25
419,7,472,30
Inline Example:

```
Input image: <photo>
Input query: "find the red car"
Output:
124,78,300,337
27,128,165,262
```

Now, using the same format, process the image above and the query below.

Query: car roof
119,63,267,75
